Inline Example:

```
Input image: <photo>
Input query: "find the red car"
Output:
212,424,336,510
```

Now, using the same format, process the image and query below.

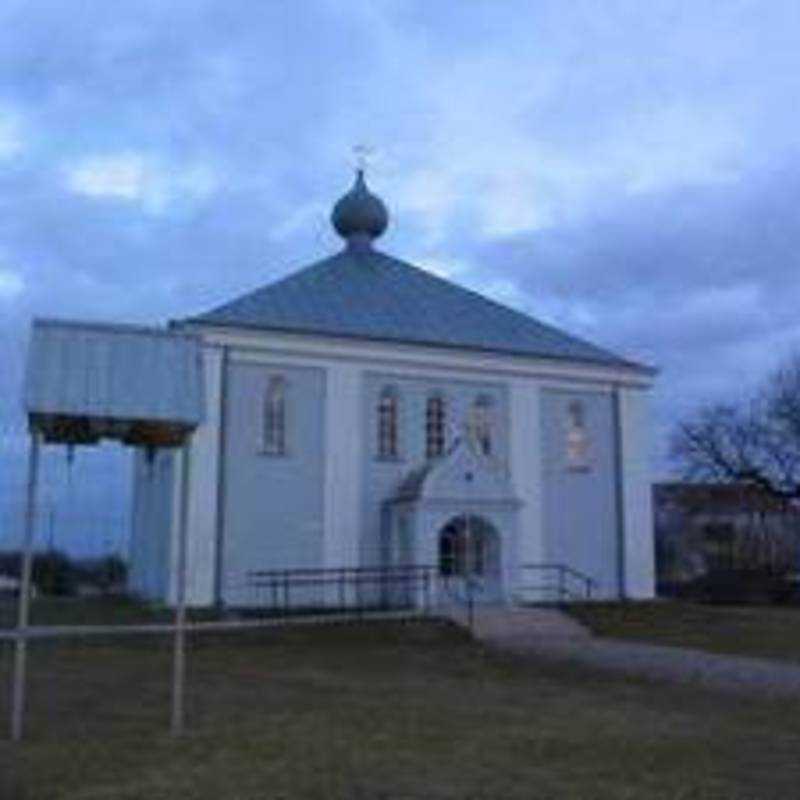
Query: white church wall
323,362,363,575
219,359,326,606
540,388,621,600
509,377,544,591
618,388,656,599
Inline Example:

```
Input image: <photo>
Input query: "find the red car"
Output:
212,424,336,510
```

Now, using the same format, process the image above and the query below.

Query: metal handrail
518,563,595,601
248,565,436,579
242,562,595,614
242,565,493,631
438,573,483,630
242,564,439,614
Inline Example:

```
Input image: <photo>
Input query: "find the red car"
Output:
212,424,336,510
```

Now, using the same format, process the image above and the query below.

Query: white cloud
410,255,470,280
0,425,27,453
66,152,148,200
534,295,602,333
683,282,763,317
0,269,24,299
270,201,328,242
393,169,461,244
0,108,24,160
611,103,749,195
479,278,533,312
347,2,798,245
63,152,218,214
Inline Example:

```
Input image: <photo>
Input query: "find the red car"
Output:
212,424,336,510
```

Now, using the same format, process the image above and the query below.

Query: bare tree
672,355,800,502
672,360,800,579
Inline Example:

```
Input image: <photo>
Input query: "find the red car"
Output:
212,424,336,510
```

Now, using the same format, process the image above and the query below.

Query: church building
128,171,656,607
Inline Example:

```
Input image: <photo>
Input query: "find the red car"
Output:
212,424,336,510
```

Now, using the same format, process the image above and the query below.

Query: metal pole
611,385,628,601
10,431,41,742
465,512,474,632
213,345,229,610
171,442,191,736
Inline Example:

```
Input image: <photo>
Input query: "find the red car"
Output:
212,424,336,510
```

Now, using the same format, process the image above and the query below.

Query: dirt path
469,606,800,697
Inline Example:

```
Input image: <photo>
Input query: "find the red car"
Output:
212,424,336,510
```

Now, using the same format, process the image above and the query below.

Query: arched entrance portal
438,515,503,603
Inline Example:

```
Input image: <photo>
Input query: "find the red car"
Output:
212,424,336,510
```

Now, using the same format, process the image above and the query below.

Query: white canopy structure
25,318,204,447
9,318,206,740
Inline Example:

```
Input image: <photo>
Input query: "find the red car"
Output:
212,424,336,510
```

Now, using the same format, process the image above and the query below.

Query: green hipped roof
188,245,650,372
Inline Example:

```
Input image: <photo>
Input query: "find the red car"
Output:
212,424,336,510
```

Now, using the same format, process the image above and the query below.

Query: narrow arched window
263,376,286,455
426,394,446,458
469,394,494,456
566,399,590,470
377,386,399,458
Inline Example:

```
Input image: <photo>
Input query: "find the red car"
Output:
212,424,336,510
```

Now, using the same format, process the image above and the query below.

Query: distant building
653,482,800,582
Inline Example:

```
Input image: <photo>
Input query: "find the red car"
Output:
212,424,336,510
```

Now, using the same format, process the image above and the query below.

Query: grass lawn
566,600,800,664
1,608,800,799
0,596,223,629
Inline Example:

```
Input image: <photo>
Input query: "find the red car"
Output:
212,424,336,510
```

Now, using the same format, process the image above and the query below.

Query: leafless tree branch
671,357,800,501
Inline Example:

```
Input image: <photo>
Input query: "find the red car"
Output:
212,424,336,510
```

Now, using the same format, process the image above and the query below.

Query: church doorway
438,515,502,603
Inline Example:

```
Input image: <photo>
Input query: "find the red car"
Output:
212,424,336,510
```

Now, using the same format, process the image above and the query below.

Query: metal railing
240,565,493,633
437,574,485,630
516,563,595,602
242,565,439,615
239,563,595,615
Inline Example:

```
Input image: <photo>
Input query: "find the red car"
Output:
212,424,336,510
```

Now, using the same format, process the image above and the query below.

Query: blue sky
1,1,799,554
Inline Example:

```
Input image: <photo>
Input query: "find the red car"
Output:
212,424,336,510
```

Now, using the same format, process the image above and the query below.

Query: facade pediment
391,439,520,507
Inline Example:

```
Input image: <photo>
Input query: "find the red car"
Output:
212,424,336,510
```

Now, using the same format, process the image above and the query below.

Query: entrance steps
462,606,591,648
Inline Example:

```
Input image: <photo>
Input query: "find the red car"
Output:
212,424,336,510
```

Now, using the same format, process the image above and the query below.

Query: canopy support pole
170,441,191,736
10,431,41,741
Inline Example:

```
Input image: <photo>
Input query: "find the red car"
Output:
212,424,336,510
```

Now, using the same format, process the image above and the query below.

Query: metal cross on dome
353,144,375,173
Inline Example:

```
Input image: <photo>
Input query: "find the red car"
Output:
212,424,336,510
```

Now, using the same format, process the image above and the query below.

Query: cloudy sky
1,0,799,553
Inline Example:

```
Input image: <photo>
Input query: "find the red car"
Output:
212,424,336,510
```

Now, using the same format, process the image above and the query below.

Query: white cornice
178,322,656,390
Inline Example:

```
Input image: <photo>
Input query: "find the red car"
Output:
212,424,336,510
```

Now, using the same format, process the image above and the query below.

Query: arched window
263,376,287,455
469,394,494,456
566,399,590,470
377,386,399,458
425,394,446,458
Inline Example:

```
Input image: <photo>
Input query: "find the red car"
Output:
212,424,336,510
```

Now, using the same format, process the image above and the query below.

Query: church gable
393,440,519,507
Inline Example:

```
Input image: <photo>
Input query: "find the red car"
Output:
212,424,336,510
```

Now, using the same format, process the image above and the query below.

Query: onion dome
331,169,389,245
